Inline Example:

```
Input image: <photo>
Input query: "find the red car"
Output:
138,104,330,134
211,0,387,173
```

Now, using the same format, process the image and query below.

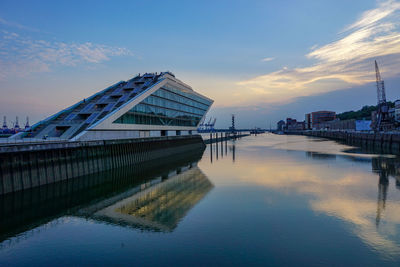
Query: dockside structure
0,72,214,195
12,72,213,141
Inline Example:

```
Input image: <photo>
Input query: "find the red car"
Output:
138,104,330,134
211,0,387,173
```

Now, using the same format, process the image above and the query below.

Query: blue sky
1,0,400,128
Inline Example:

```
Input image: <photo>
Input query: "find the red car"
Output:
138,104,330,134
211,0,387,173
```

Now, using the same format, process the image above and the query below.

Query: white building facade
15,72,213,141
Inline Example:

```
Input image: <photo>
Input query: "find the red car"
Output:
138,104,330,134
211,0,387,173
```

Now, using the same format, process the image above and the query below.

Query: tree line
337,101,395,120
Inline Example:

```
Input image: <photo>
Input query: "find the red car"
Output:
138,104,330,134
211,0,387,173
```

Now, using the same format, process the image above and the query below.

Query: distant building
285,118,305,131
318,119,354,130
292,121,305,131
316,119,371,131
312,111,336,124
277,120,285,131
311,111,336,129
286,118,297,127
305,113,311,130
395,100,400,122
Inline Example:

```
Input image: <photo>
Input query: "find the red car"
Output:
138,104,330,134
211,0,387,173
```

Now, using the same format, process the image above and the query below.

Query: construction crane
211,118,216,127
25,116,30,129
14,116,20,130
197,117,216,132
2,116,7,130
374,60,390,131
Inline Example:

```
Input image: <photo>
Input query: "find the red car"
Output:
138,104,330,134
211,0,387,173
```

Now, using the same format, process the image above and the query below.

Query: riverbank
285,130,400,154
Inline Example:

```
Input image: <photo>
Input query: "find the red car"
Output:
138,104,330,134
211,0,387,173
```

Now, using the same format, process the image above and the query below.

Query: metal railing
0,137,70,146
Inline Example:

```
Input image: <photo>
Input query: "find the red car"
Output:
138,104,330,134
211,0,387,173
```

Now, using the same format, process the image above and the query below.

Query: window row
163,85,212,106
130,104,203,120
142,96,206,116
114,113,200,127
154,88,210,110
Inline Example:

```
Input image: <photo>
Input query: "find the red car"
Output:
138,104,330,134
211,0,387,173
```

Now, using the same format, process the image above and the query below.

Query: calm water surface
1,134,400,266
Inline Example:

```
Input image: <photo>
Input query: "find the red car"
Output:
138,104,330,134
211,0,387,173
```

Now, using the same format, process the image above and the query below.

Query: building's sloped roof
23,72,169,140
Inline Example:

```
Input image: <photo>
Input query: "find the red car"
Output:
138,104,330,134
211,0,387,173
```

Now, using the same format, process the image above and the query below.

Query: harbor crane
2,116,7,130
374,60,390,131
197,117,216,132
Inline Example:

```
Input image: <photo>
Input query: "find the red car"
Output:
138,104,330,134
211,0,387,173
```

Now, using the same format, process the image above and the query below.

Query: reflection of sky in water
201,134,400,260
2,134,400,265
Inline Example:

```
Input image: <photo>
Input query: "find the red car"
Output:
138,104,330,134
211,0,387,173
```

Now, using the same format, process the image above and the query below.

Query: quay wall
286,131,400,153
0,135,205,195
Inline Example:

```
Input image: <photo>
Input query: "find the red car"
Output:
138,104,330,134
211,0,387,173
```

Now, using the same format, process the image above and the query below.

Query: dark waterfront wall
289,131,400,154
0,135,205,195
0,145,205,242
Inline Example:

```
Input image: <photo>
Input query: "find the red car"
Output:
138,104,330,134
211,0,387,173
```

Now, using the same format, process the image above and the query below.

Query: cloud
0,30,133,79
261,57,274,62
238,0,400,105
0,16,40,32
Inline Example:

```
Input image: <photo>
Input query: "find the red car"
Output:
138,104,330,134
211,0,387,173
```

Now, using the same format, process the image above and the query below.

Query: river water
1,134,400,266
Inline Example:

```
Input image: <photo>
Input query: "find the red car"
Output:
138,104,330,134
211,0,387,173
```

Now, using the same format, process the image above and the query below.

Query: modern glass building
14,72,213,141
114,85,209,128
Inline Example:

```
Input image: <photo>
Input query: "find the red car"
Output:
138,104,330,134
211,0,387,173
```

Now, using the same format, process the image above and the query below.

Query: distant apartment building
310,111,336,129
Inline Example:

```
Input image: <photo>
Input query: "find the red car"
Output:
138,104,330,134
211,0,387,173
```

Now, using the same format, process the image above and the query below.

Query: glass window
113,86,210,126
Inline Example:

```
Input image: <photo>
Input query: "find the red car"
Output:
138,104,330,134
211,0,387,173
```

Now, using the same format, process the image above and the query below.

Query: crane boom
374,60,390,131
375,60,386,105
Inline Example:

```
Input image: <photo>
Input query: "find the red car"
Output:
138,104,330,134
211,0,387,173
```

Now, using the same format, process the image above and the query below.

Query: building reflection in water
305,149,400,231
372,157,400,228
306,151,337,160
79,166,213,232
0,147,209,241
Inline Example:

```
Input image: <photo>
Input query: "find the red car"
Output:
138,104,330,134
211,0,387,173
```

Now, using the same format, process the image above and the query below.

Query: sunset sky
1,0,400,128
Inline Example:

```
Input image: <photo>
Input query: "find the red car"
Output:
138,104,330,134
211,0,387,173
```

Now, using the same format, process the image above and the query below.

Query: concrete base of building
75,130,195,141
0,135,204,195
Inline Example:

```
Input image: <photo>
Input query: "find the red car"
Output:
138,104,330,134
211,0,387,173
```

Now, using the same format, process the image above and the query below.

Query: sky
1,0,400,128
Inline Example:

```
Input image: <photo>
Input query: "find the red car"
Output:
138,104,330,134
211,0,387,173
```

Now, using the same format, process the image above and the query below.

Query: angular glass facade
113,85,212,127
